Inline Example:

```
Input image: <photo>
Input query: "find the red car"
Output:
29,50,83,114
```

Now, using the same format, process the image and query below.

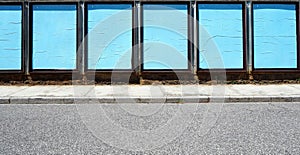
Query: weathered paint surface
199,4,243,69
143,4,188,70
32,5,77,69
0,5,22,70
88,4,132,70
254,4,297,69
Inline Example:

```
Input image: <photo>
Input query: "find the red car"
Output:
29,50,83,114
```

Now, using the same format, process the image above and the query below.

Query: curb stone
0,96,299,104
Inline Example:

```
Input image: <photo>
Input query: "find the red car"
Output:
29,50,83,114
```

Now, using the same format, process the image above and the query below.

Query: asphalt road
0,102,300,154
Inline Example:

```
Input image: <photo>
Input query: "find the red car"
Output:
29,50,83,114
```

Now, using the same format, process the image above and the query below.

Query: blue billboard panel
143,4,188,70
199,4,243,69
0,5,22,70
32,5,77,69
88,4,132,70
254,4,297,69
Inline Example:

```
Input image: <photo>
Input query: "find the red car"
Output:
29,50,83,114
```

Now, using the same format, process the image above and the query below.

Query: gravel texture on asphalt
0,103,299,154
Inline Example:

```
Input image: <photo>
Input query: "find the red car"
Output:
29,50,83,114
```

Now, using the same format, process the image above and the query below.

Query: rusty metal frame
0,2,24,74
28,2,79,74
251,2,300,73
140,1,193,74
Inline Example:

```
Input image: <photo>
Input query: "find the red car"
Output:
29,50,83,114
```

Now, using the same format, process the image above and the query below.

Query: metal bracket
192,1,198,76
136,1,142,77
24,2,30,77
246,1,253,80
78,1,85,77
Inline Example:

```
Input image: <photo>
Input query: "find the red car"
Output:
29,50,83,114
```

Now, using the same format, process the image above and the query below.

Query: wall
0,2,299,81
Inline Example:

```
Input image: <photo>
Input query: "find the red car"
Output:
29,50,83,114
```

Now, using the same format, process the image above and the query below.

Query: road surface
0,102,299,154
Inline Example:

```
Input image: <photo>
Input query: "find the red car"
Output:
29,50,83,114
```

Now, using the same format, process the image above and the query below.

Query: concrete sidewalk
0,84,300,104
